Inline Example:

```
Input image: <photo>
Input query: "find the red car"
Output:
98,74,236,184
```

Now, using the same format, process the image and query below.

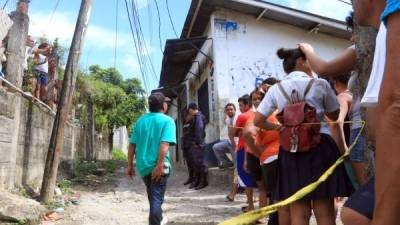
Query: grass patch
10,219,29,225
72,160,119,183
112,148,127,161
59,179,73,194
17,187,29,198
46,201,64,210
97,160,118,173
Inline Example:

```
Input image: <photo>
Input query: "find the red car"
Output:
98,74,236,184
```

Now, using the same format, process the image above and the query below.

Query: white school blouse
257,71,339,135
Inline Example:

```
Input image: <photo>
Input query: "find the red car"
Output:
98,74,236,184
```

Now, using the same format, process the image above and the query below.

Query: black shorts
262,160,278,194
344,177,375,220
246,153,262,182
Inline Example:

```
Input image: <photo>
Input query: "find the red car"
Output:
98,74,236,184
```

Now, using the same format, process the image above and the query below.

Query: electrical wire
131,0,158,84
46,0,61,28
153,0,163,54
165,0,178,38
147,0,153,50
2,0,10,10
114,0,119,69
124,0,149,91
130,0,153,85
336,0,352,6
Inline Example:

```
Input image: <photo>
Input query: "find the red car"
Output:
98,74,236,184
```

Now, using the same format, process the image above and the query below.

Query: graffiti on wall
227,56,285,97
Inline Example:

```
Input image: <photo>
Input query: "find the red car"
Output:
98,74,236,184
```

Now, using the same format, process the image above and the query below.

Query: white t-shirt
361,23,387,107
225,114,238,143
34,54,48,73
257,71,339,135
23,46,33,71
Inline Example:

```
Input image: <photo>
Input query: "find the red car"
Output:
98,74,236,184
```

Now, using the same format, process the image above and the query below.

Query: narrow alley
55,165,247,225
52,164,343,225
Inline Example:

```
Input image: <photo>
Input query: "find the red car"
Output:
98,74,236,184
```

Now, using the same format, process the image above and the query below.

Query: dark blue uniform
182,111,207,189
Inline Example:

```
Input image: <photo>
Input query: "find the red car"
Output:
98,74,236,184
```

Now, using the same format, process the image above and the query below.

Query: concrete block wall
0,89,18,189
0,88,112,190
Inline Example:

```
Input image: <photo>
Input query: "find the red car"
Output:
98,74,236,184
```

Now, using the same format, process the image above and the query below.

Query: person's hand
298,43,314,54
151,163,164,182
126,165,135,179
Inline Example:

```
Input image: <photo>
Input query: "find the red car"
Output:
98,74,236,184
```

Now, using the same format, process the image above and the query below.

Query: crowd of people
128,0,400,225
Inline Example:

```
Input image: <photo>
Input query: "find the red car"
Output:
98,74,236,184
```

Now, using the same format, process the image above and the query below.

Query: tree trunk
353,24,378,178
86,95,95,161
352,26,378,105
108,132,114,154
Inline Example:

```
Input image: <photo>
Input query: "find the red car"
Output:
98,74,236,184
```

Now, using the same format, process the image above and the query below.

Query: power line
165,0,178,38
114,0,119,69
153,0,163,54
147,0,153,49
46,0,61,28
2,0,10,10
130,0,152,86
130,0,158,84
336,0,352,6
124,0,149,91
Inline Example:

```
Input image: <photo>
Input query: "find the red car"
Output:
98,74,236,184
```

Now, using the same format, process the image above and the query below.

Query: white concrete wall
113,126,129,154
184,25,222,144
211,9,350,139
213,9,350,103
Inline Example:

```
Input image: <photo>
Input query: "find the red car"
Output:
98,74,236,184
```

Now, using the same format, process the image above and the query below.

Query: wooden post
5,0,29,88
40,0,93,203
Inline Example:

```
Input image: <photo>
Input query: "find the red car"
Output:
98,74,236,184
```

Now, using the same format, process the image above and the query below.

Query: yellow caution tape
219,120,365,225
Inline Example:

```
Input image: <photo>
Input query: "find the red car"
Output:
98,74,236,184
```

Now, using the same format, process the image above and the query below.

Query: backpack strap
277,82,292,104
303,79,316,98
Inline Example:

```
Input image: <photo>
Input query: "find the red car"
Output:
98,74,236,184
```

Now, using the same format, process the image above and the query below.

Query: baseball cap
149,92,171,105
187,102,198,110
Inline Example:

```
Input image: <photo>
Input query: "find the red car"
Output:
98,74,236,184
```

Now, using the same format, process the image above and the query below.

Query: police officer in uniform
182,103,208,190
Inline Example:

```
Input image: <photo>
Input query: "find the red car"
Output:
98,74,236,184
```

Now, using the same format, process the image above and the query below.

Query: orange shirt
244,112,256,155
235,110,254,151
256,114,280,163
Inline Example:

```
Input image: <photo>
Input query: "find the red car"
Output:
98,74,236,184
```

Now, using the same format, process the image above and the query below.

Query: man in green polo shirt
126,92,176,225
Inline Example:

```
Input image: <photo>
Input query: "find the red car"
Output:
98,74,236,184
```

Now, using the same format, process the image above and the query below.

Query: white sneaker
161,214,168,225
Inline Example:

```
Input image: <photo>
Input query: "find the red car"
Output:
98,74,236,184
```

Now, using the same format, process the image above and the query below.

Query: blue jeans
142,174,168,225
212,139,236,166
35,69,49,85
349,128,367,163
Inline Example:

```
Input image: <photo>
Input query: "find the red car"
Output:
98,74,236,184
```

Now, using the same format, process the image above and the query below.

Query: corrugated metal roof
155,36,207,97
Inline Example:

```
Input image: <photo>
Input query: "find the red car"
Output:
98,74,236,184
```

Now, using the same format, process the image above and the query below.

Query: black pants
184,144,206,173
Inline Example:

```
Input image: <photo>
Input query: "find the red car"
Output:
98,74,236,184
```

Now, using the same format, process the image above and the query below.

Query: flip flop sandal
241,206,253,213
226,195,234,202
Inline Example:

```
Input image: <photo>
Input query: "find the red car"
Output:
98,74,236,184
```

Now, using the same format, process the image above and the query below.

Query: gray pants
212,140,236,166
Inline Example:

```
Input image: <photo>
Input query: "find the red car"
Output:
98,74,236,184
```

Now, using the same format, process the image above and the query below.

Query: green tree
77,66,146,136
89,65,123,86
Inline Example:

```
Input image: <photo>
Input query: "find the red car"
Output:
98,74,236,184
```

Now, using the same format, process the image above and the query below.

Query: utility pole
5,0,29,88
3,0,29,190
40,0,93,203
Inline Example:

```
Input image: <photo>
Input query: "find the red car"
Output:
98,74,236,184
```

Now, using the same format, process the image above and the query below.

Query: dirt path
56,166,247,225
56,165,344,225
